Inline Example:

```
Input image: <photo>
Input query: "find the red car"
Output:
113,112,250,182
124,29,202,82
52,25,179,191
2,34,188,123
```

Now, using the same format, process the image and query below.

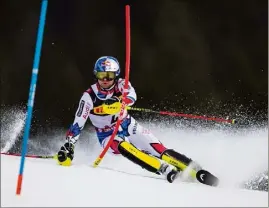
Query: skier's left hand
57,141,75,166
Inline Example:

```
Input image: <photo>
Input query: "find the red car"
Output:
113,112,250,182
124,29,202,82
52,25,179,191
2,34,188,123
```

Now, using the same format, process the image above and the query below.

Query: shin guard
161,149,192,171
118,141,162,174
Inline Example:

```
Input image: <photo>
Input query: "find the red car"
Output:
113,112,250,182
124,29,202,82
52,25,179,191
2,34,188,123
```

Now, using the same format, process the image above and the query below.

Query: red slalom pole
93,5,131,167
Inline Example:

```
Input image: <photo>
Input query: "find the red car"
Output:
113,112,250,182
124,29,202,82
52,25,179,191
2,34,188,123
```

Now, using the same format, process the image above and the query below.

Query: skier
56,56,215,184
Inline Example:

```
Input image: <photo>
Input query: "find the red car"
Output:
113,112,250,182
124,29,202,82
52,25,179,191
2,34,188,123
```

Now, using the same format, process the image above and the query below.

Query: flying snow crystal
0,106,26,153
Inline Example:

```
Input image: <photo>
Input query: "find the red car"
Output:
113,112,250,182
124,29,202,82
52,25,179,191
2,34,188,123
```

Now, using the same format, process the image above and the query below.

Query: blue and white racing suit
66,78,167,157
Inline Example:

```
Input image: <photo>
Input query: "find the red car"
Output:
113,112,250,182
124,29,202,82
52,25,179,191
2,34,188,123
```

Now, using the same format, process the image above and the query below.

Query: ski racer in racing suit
56,56,200,183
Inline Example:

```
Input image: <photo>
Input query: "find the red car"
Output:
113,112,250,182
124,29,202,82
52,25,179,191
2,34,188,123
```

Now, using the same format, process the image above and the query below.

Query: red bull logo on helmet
101,60,111,67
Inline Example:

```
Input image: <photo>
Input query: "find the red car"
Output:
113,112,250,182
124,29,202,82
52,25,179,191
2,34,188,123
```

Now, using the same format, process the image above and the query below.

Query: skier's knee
109,140,121,154
102,136,124,155
150,143,168,156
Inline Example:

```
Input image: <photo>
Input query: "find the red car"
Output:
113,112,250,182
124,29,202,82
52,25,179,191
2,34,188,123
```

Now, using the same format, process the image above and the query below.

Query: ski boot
161,149,219,186
157,162,180,183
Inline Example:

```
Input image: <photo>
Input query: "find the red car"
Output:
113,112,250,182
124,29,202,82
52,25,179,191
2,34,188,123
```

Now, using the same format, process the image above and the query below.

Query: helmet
93,56,120,78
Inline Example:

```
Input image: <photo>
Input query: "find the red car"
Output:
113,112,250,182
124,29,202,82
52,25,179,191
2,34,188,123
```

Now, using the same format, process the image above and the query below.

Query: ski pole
1,152,56,159
93,105,237,124
126,106,237,124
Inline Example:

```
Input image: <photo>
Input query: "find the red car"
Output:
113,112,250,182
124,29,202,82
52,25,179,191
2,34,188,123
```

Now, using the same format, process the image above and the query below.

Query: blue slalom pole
16,0,48,195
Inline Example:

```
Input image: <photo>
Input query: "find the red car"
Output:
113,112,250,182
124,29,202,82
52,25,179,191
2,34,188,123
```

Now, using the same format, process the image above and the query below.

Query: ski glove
57,142,74,162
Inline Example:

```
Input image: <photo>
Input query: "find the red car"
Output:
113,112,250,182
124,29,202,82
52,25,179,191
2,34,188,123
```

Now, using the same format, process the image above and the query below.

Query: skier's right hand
57,141,74,166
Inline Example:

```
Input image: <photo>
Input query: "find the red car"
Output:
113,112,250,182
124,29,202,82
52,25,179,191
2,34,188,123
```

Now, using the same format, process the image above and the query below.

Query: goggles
96,71,116,81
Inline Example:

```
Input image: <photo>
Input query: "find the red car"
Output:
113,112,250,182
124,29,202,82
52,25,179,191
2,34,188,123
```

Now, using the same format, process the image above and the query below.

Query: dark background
0,0,268,129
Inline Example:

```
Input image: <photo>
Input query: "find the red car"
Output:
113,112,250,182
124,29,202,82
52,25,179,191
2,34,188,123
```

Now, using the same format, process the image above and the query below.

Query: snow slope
1,154,268,207
1,107,268,206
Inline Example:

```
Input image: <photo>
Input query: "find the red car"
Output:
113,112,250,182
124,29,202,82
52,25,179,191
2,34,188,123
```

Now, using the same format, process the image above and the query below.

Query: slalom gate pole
126,107,236,124
1,152,55,159
93,5,131,167
16,0,48,195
